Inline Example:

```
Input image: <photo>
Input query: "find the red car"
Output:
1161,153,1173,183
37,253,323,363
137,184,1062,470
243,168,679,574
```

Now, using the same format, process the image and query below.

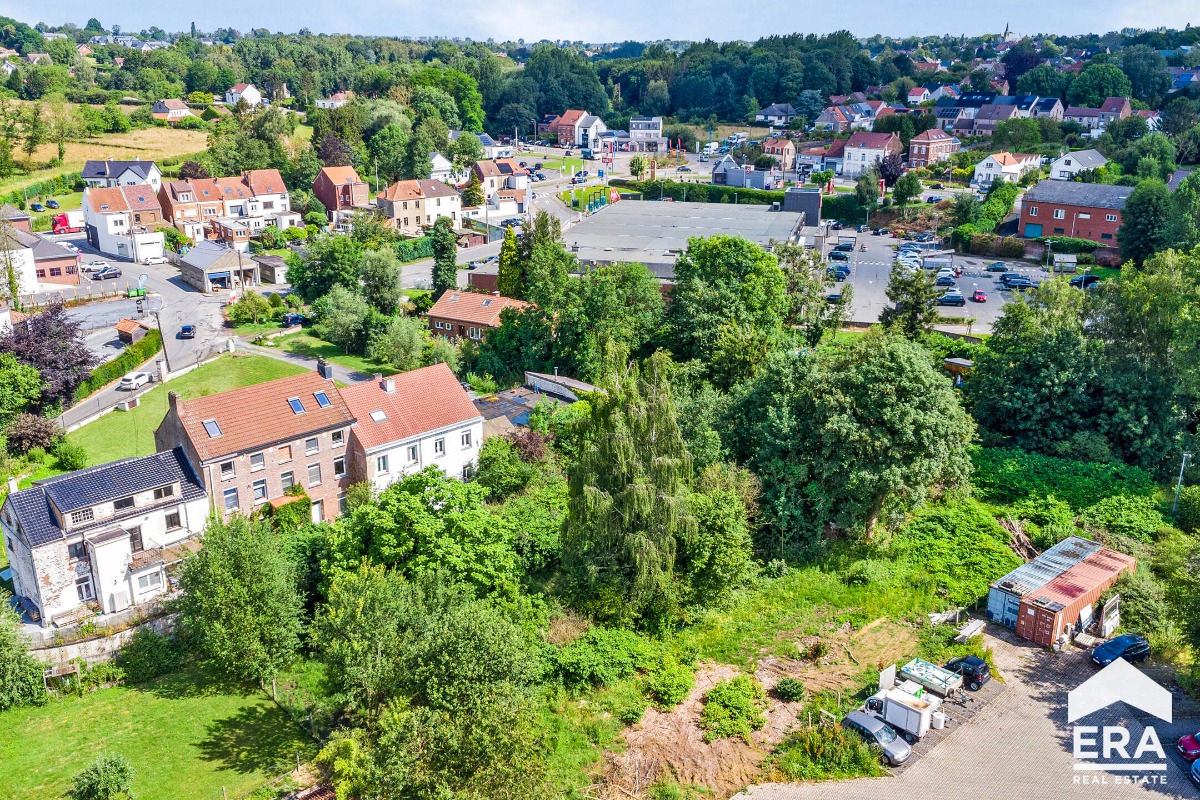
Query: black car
830,221,844,230
935,275,956,287
1092,634,1150,667
930,183,944,189
985,262,1009,273
91,266,121,280
945,655,992,690
828,251,850,262
1005,277,1037,291
938,291,966,307
30,202,45,212
1070,274,1101,290
46,199,60,209
827,266,850,282
915,233,935,242
833,242,855,252
825,291,843,303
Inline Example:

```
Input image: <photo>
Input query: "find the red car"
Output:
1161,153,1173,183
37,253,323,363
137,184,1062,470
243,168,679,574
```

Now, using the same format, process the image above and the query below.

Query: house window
1053,209,1065,220
305,437,319,455
338,492,348,514
68,541,88,561
434,438,445,456
314,391,331,408
50,267,61,277
334,456,346,478
332,430,344,448
376,454,389,473
70,508,94,525
165,510,182,530
114,496,135,511
223,487,239,510
252,479,267,503
1101,233,1113,240
279,445,292,462
129,527,143,552
137,572,162,591
153,485,174,500
1106,214,1118,222
250,452,265,471
461,431,472,448
35,269,46,278
406,445,418,463
76,575,95,602
221,461,235,479
288,397,306,414
1078,212,1091,220
1054,227,1065,234
1028,206,1038,217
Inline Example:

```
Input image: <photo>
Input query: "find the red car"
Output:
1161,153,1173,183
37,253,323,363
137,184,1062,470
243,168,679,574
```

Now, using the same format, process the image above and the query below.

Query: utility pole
1173,452,1193,515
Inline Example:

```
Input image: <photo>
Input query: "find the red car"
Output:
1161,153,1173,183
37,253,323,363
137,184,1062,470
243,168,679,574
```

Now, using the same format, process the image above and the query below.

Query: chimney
6,476,17,494
373,373,383,382
382,377,395,393
168,391,180,413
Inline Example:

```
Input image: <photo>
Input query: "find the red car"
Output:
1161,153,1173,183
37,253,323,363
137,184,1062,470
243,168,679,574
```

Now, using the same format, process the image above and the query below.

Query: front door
311,499,323,524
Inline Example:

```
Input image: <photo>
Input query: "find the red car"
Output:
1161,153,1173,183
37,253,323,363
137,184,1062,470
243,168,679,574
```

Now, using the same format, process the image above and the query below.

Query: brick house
313,165,371,225
426,291,530,341
158,180,225,241
1019,181,1134,244
376,179,462,236
907,129,960,169
762,137,796,166
340,365,484,491
841,131,902,178
154,372,356,523
1,449,209,626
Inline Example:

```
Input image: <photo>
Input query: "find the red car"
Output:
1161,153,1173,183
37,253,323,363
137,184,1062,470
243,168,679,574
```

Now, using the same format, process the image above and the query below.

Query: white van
703,141,720,156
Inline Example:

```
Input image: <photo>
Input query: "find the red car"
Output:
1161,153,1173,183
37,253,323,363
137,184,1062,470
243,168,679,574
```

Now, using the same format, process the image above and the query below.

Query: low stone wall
30,615,176,665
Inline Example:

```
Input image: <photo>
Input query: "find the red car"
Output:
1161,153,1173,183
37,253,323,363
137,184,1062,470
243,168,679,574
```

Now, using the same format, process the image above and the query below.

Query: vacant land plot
67,354,305,465
274,332,399,378
0,666,316,800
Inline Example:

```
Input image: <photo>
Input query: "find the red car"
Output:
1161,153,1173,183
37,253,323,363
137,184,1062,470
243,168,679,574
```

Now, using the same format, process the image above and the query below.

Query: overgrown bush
774,677,806,702
699,675,767,742
53,439,88,471
556,627,655,689
770,725,886,781
4,413,59,455
1,591,47,712
475,437,536,501
1174,486,1200,533
118,628,183,684
642,656,695,709
1080,495,1164,541
75,329,164,400
466,372,499,394
971,448,1156,510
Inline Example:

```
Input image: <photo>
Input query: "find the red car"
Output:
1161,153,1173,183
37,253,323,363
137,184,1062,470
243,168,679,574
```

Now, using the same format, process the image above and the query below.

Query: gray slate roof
1057,149,1107,169
1023,180,1133,210
81,159,158,180
180,239,236,270
8,448,205,548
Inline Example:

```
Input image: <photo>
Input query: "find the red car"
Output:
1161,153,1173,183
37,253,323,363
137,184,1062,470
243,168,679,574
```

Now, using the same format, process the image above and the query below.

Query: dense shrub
1032,236,1098,254
971,448,1156,510
699,675,767,742
1,592,47,712
118,628,183,683
556,627,655,689
4,413,59,455
1175,486,1200,533
395,236,435,262
75,329,164,400
475,437,536,501
609,178,786,208
1010,494,1075,531
642,656,695,709
770,725,886,781
1081,495,1164,541
52,439,88,471
774,677,806,702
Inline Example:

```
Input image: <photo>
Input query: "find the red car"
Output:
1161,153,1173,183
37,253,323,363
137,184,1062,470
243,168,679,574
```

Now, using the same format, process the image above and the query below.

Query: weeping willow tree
562,351,697,630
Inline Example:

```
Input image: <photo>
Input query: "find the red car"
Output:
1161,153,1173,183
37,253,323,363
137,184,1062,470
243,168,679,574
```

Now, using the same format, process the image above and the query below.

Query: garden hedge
74,329,163,400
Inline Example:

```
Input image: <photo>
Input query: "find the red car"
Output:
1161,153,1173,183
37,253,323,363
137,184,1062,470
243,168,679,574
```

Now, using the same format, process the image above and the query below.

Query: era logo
1068,658,1171,777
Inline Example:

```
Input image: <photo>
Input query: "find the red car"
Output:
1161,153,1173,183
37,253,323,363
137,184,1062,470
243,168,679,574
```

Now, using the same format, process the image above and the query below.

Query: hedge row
396,236,435,263
1,172,81,207
1032,236,1098,254
952,182,1021,245
74,329,163,401
608,178,785,206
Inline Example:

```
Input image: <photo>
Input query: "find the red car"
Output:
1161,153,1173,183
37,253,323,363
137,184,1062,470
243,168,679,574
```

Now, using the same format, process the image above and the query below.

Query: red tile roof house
312,165,371,224
341,364,484,491
841,131,902,177
426,291,530,341
154,372,356,523
907,128,960,169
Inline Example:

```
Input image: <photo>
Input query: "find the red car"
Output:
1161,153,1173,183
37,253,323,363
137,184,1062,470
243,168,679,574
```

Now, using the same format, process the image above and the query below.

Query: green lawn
0,665,316,800
292,124,314,145
67,354,306,466
274,332,398,377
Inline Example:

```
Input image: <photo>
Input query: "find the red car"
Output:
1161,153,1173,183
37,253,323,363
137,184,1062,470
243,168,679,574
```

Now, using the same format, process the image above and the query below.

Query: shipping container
1014,548,1136,646
986,536,1101,628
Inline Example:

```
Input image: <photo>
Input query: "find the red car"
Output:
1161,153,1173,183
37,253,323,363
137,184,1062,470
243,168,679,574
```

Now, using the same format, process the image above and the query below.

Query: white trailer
866,688,942,742
899,658,963,696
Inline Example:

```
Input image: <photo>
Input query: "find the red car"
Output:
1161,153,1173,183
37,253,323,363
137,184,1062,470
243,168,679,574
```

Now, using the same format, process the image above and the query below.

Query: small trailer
866,687,942,742
899,658,963,697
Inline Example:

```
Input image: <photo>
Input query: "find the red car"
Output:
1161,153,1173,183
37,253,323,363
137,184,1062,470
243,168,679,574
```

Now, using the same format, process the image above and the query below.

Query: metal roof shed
1014,548,1136,646
986,536,1102,628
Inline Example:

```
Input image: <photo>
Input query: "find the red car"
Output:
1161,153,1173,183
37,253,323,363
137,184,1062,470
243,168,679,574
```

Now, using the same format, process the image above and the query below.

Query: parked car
926,196,942,204
533,162,543,170
828,251,850,262
938,291,966,307
1178,731,1200,762
91,266,122,280
1070,274,1101,290
857,224,870,233
827,266,850,282
830,221,844,230
501,218,523,228
571,176,587,184
842,711,912,766
935,275,956,287
1005,276,1037,291
178,324,196,339
535,172,546,180
985,261,1009,272
142,255,168,265
825,291,843,303
1091,634,1150,667
677,165,692,172
119,372,151,391
971,289,988,303
833,242,855,252
281,313,306,327
30,202,45,212
915,233,936,242
944,655,992,690
82,260,106,273
46,199,60,209
1191,759,1200,788
873,227,889,235
929,183,944,189
518,161,527,168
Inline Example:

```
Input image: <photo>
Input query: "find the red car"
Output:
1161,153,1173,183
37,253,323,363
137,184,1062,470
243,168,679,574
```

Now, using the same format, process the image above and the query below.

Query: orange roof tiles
339,364,481,451
317,166,362,186
427,291,529,328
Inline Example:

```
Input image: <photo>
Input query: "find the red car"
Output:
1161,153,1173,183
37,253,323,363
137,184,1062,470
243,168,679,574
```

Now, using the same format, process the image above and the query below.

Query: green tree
880,265,939,337
1067,63,1132,107
562,353,697,629
289,234,363,301
854,169,880,207
0,352,42,426
369,315,427,371
225,290,272,325
776,243,847,347
1016,63,1070,99
991,118,1041,152
20,102,47,161
177,516,303,685
358,248,403,315
729,332,974,544
430,216,458,299
451,130,485,169
43,93,75,163
460,173,484,207
496,225,521,298
368,123,408,183
70,753,134,800
892,172,923,218
314,285,371,354
1118,179,1174,265
0,590,45,712
629,154,647,179
1119,45,1171,105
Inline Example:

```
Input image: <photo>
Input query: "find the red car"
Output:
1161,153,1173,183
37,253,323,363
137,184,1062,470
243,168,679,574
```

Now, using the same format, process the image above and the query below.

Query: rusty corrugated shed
1015,548,1136,646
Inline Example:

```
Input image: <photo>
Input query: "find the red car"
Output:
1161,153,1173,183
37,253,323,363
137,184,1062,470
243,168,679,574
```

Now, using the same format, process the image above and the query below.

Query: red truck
52,210,84,234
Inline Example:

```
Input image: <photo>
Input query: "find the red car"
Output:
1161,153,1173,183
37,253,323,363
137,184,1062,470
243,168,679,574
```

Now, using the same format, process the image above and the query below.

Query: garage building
1014,548,1136,646
178,240,260,293
986,536,1101,628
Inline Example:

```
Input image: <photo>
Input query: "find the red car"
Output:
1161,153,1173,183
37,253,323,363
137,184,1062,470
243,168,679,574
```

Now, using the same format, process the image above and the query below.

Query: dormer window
114,496,135,511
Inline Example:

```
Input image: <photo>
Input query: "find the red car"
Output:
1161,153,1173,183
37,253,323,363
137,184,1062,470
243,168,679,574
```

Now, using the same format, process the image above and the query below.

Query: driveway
739,628,1199,800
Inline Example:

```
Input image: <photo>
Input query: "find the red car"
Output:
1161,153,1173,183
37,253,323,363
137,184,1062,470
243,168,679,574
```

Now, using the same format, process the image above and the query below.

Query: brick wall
1020,201,1122,244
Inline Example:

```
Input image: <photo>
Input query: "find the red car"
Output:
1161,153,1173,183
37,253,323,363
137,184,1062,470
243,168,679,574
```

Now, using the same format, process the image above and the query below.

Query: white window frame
308,463,322,487
433,438,445,456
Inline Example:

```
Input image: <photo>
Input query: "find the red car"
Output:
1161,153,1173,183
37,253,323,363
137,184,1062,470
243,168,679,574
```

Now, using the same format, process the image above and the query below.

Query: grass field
0,665,316,800
1,127,208,196
274,332,399,377
67,354,306,466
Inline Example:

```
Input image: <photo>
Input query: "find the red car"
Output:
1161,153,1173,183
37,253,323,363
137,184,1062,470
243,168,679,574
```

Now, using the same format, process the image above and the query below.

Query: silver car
843,710,913,766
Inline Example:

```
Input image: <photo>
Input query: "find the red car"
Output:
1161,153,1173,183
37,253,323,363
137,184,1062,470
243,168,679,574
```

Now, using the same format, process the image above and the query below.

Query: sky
0,0,1196,42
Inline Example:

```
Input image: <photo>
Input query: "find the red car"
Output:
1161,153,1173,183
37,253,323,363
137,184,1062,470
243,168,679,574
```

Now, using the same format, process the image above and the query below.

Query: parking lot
741,626,1200,800
831,229,1050,332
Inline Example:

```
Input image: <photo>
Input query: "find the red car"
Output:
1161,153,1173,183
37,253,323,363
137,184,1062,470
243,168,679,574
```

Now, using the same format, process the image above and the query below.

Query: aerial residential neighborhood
0,9,1198,800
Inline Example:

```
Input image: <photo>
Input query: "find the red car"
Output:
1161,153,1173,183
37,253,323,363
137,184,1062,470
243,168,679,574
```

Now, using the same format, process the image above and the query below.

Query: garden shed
986,536,1101,628
1014,548,1136,646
